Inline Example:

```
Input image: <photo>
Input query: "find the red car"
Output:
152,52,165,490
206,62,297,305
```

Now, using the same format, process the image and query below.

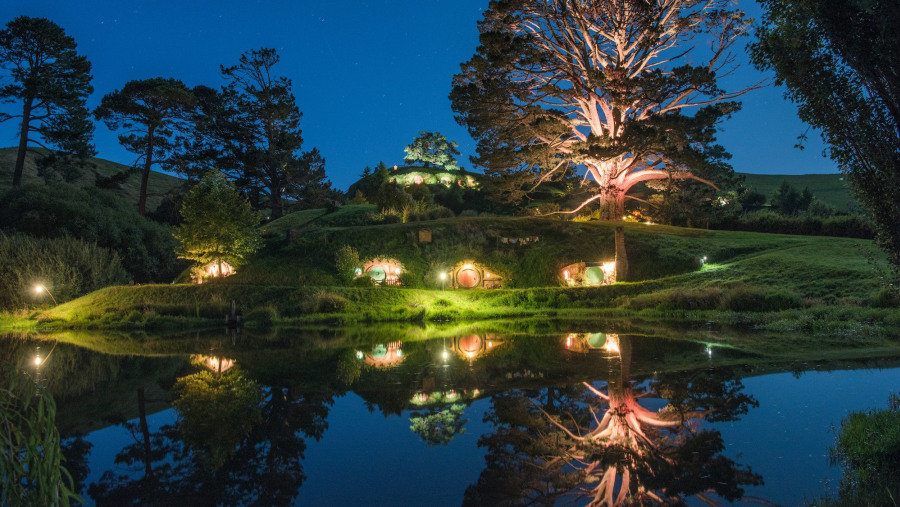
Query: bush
830,395,900,506
0,233,129,310
335,245,361,284
719,286,802,312
0,182,180,282
304,291,349,313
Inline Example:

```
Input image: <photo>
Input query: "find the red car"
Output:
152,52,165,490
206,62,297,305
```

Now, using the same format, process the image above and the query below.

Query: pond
2,326,899,506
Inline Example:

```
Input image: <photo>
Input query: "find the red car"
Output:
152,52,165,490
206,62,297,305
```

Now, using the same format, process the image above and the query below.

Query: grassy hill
739,172,858,212
24,208,898,333
0,147,185,212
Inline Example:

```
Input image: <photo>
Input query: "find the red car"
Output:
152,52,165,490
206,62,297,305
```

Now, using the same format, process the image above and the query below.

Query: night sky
1,0,838,191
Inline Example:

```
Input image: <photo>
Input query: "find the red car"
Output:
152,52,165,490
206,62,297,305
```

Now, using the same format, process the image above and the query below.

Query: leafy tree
0,16,94,188
451,0,756,219
177,49,333,218
94,78,196,215
771,180,813,215
403,131,461,170
752,0,900,277
173,172,262,278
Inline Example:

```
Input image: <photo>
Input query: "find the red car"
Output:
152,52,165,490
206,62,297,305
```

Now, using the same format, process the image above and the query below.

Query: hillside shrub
829,394,900,506
0,233,128,310
714,210,874,239
0,182,180,282
719,286,803,312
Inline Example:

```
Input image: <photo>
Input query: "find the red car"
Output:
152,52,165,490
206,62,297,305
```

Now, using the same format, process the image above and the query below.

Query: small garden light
34,284,58,306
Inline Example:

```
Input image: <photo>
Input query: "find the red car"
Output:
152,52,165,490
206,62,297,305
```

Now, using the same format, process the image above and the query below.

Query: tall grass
0,233,128,311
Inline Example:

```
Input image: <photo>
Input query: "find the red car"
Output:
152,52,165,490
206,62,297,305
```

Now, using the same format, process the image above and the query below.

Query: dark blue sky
1,0,838,191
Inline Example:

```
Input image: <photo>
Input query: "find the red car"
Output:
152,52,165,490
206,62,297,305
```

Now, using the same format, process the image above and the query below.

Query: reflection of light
602,334,620,354
706,346,712,358
202,356,235,373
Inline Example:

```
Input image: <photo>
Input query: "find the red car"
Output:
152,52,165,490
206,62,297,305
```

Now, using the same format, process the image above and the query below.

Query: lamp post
440,272,447,291
34,284,58,306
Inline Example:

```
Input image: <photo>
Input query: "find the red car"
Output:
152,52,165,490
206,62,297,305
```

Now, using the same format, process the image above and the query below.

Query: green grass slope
0,147,185,212
26,212,899,333
739,172,858,212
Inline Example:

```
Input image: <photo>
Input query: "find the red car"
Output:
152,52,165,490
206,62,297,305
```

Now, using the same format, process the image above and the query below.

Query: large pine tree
0,16,94,187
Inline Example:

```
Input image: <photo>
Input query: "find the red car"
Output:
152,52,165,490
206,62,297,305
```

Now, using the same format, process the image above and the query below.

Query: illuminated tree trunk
615,227,628,282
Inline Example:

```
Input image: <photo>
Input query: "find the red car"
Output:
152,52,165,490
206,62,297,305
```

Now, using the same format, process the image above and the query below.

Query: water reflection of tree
409,403,468,446
88,364,336,506
464,335,762,506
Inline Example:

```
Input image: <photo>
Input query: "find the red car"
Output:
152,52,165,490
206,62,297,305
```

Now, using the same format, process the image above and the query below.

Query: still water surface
4,328,900,506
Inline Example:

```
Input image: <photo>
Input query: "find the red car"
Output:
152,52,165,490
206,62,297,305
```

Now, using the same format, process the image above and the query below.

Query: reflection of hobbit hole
360,258,402,286
448,262,503,289
564,333,621,354
450,334,502,360
561,261,616,286
360,341,404,368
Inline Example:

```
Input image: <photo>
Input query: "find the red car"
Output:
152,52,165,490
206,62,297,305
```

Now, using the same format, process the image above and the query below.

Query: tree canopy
173,172,262,278
451,0,755,219
94,77,196,215
403,131,462,171
176,48,333,218
0,16,94,188
752,0,900,277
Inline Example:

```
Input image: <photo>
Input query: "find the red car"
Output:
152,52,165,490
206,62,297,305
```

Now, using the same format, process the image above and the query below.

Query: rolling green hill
0,147,185,212
739,172,858,212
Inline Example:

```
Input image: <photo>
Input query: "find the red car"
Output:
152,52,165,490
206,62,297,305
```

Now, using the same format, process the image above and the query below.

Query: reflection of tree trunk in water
614,227,628,282
137,387,153,479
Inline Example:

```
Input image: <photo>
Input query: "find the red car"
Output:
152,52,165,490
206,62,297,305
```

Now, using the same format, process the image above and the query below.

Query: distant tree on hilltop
404,131,461,171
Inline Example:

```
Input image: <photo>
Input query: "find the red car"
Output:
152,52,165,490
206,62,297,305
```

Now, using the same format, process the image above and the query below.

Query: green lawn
0,147,185,212
739,172,858,212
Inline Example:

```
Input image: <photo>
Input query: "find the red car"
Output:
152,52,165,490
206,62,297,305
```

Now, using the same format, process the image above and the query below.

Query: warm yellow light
34,356,41,366
442,350,449,360
440,272,447,280
487,341,493,348
485,272,491,278
563,269,570,280
601,261,616,274
463,264,473,270
395,267,402,275
34,285,44,294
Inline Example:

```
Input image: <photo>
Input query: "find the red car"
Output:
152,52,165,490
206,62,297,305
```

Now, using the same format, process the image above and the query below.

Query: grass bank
2,216,897,334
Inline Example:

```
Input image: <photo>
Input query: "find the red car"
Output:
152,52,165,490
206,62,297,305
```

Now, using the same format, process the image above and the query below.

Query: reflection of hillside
0,335,186,433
